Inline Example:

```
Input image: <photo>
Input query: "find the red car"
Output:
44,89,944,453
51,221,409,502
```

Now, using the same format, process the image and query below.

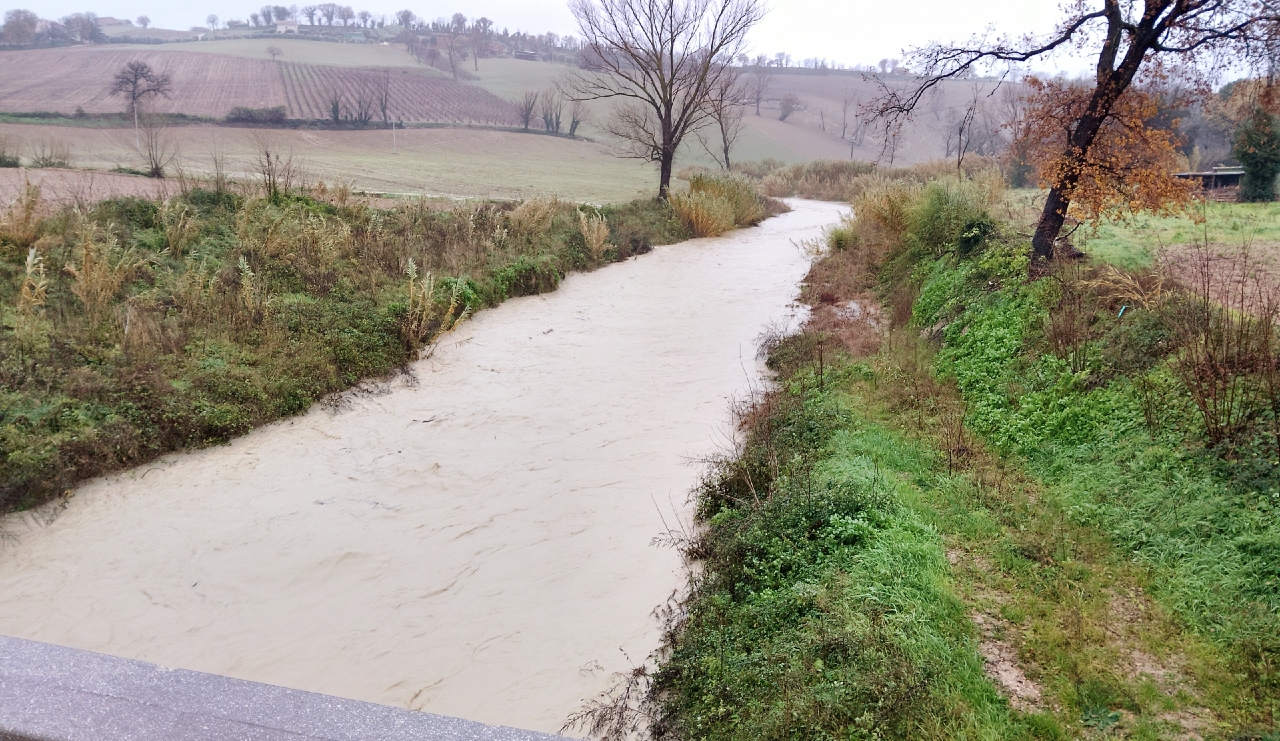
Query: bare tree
540,90,564,133
745,53,774,115
697,64,745,170
110,61,173,148
337,6,354,26
778,92,799,121
266,45,283,60
840,88,858,139
351,78,375,124
326,87,344,122
516,91,539,130
205,14,217,29
565,0,765,196
260,5,274,24
252,132,297,199
471,17,492,71
136,15,150,29
375,70,392,126
302,5,319,24
442,27,468,80
868,0,1275,259
394,9,414,28
569,100,589,136
133,113,178,178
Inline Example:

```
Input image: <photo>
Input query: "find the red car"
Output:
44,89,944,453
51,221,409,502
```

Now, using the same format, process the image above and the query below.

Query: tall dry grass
670,173,767,238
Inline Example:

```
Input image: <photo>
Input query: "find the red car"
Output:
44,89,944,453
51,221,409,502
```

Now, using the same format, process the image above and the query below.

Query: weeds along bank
624,174,1280,740
0,176,773,514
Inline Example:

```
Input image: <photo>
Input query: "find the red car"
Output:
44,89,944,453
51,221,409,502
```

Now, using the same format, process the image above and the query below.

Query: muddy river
0,199,848,735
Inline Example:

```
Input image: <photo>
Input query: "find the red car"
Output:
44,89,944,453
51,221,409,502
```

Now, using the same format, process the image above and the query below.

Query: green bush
1234,108,1280,203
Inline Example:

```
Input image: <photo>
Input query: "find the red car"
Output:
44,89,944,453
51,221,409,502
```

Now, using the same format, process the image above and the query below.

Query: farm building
276,20,299,33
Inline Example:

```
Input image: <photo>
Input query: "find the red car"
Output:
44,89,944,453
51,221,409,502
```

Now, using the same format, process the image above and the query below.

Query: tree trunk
659,152,673,198
1032,186,1070,258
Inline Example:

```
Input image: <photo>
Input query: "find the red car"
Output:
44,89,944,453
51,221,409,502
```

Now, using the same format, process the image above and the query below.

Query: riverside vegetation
574,172,1280,740
0,173,772,514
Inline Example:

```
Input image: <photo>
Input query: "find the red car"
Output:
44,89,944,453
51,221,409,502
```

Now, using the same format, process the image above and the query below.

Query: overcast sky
14,0,1074,68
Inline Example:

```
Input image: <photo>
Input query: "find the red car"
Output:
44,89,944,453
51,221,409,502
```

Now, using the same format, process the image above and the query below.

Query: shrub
669,189,734,237
0,136,19,168
688,173,766,226
1234,108,1280,203
225,106,289,125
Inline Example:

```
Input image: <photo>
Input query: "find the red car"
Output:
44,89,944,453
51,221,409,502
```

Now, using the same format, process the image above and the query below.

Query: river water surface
0,199,848,734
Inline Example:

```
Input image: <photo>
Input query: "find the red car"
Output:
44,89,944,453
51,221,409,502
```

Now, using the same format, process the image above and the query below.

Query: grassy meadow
1075,201,1280,269
0,122,656,203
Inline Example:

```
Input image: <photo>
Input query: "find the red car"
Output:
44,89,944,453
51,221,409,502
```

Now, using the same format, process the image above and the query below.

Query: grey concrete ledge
0,635,570,741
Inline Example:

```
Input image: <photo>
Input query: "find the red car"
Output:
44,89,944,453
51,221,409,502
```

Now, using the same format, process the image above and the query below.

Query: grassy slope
654,181,1280,740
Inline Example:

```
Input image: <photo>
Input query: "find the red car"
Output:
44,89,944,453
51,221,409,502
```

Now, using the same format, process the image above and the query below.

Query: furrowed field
0,46,513,124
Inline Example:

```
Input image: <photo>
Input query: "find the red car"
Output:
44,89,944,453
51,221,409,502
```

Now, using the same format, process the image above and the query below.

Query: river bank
0,199,848,734
637,176,1279,740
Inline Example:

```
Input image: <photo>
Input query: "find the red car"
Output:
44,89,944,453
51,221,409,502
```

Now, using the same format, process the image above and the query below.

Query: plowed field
279,63,517,125
0,47,516,125
0,47,285,116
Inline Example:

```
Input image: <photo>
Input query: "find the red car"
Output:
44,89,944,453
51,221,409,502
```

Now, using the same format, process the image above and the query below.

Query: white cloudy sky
14,0,1070,69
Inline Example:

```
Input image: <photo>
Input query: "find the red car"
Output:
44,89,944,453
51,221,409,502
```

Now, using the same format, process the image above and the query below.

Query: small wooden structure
1174,166,1243,188
1175,166,1244,202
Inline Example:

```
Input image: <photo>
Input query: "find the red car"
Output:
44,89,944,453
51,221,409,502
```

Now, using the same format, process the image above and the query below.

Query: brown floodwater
0,199,848,735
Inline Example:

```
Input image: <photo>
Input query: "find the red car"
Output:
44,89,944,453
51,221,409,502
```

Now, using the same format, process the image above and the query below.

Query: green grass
1075,201,1280,268
650,360,1022,740
650,175,1280,740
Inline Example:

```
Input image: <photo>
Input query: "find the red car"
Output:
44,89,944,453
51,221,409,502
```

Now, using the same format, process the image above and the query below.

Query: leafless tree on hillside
442,28,468,80
777,92,799,121
569,100,588,136
540,91,564,133
564,0,765,197
840,89,858,140
375,70,393,126
470,17,492,71
136,15,150,29
744,53,774,116
266,45,283,60
326,87,344,123
302,6,319,24
351,78,376,124
110,61,172,148
515,91,539,130
696,65,745,170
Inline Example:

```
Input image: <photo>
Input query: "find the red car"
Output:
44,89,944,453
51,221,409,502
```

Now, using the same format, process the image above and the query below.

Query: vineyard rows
279,63,518,126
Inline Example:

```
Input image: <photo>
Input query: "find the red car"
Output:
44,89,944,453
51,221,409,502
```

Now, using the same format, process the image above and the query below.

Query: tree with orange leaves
868,0,1275,260
1017,77,1194,236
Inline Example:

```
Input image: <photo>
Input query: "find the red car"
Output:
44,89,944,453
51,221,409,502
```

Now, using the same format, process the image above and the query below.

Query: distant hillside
0,41,1016,165
0,46,516,126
